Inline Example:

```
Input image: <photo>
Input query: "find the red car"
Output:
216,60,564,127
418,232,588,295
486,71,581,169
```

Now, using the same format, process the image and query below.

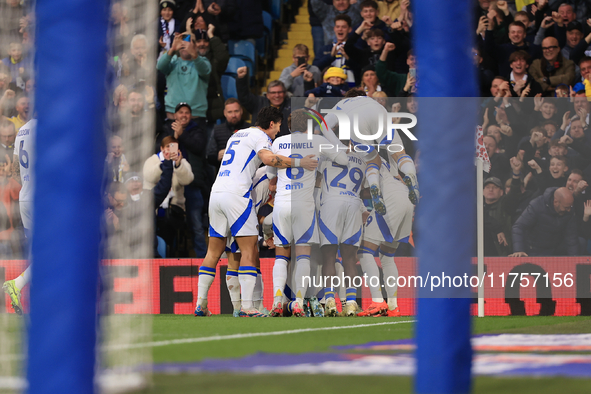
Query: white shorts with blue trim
209,192,259,238
318,198,363,247
362,179,413,248
19,201,33,234
273,201,319,246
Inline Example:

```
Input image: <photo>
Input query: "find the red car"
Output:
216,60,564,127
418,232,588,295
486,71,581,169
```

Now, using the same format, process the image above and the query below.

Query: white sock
226,269,241,311
380,252,398,310
14,267,31,290
273,256,289,304
239,265,257,310
365,163,381,189
253,269,264,310
197,266,216,307
294,254,311,302
358,248,384,303
335,260,346,301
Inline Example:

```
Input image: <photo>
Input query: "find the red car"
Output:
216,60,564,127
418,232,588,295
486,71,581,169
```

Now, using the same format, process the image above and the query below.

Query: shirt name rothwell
277,142,314,150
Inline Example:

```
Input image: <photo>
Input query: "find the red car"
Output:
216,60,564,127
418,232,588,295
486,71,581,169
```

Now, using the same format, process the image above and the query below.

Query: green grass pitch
130,315,591,393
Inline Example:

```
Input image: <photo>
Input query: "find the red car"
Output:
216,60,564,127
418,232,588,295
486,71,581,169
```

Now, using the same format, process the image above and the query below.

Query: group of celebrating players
195,91,419,318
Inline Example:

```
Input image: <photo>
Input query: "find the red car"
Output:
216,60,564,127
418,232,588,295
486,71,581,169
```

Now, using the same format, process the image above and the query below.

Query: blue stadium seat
221,75,238,99
270,0,282,20
157,236,166,258
225,57,247,77
230,40,256,65
255,36,266,59
262,10,273,33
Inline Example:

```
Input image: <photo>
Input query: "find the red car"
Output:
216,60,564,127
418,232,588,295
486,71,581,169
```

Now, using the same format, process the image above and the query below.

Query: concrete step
295,14,309,24
290,24,310,32
287,31,312,41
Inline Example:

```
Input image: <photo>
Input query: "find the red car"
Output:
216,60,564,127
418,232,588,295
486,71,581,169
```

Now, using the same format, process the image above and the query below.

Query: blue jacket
512,187,579,256
305,82,349,97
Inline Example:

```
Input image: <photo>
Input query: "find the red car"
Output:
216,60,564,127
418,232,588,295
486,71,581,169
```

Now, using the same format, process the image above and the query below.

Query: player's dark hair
288,109,310,132
255,106,283,129
344,88,366,98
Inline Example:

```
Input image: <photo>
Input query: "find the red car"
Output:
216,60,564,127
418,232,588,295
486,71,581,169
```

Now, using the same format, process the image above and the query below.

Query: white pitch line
107,320,416,351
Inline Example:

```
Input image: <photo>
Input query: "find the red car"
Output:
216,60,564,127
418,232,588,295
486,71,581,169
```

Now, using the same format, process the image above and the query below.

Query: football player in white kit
318,145,366,316
225,166,276,317
268,109,349,317
195,107,318,317
358,156,414,317
322,91,419,210
321,91,418,317
2,119,36,315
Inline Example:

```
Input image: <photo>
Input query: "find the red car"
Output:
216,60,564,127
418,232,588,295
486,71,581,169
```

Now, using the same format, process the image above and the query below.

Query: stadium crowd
2,0,591,259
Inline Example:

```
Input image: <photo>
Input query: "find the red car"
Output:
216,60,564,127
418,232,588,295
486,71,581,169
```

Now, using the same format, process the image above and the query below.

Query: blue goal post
27,0,109,392
414,0,478,393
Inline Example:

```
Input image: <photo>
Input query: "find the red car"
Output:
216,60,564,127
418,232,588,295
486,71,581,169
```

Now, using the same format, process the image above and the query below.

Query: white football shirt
13,119,36,202
211,127,272,197
271,132,348,203
320,151,366,202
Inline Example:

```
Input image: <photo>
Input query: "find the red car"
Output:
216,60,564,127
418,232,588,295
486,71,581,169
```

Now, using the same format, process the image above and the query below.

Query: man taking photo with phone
279,44,322,97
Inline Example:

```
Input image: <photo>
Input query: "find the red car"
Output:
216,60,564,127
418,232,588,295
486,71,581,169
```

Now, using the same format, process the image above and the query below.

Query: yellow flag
515,0,535,11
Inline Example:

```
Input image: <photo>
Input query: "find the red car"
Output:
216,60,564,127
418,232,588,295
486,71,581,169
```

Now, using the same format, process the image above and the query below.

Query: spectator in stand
0,152,20,258
1,42,30,91
375,42,408,96
305,67,350,98
561,21,587,64
345,21,390,78
207,98,251,171
484,135,511,182
530,36,575,96
558,115,591,169
483,177,513,256
376,0,401,22
527,155,570,194
351,0,389,49
236,66,291,137
159,102,209,257
157,32,211,122
7,95,28,132
529,95,561,130
508,50,544,97
511,187,579,256
358,65,382,97
311,0,362,45
0,120,15,162
0,0,26,46
309,0,325,59
513,11,537,45
474,46,495,97
567,169,585,195
194,26,229,123
484,1,513,46
279,44,322,97
106,135,129,183
120,34,151,85
143,135,194,253
484,20,542,77
197,0,235,42
158,0,181,54
372,91,388,107
504,156,537,223
313,14,356,87
228,0,263,41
